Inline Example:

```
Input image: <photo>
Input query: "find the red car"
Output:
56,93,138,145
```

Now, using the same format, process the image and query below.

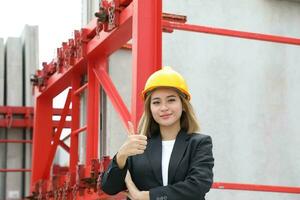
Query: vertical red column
86,62,99,165
31,95,53,189
95,57,108,157
131,0,162,129
70,73,80,181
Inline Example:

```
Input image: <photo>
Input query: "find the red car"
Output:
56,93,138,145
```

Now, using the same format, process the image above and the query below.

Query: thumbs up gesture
116,121,148,169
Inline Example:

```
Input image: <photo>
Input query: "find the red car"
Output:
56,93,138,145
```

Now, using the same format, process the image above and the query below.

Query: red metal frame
0,106,71,175
162,20,300,45
29,0,161,199
213,182,300,194
0,106,71,128
28,0,300,199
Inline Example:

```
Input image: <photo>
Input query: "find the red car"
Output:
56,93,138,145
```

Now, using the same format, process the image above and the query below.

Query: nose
160,103,169,111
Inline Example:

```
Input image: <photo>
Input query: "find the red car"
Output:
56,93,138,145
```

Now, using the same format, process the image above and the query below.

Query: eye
152,101,160,105
168,98,176,102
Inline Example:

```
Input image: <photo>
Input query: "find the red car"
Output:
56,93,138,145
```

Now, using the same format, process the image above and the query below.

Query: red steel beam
0,119,71,128
42,89,72,178
69,73,81,178
59,141,70,153
35,3,133,99
72,125,87,136
119,0,132,6
86,3,133,59
0,106,70,115
86,61,100,165
73,82,88,96
131,0,162,130
162,20,300,46
0,140,32,143
213,182,300,194
93,66,131,131
31,93,53,186
0,169,31,172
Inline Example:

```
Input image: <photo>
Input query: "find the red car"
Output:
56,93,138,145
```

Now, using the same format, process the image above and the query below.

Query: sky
0,0,82,67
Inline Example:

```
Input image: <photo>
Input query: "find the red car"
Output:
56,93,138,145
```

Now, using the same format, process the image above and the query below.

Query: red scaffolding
26,0,300,199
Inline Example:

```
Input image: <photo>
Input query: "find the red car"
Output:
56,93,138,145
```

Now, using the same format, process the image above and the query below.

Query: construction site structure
0,25,38,199
1,0,300,199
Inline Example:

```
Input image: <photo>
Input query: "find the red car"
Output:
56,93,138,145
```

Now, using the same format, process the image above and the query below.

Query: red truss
27,0,300,199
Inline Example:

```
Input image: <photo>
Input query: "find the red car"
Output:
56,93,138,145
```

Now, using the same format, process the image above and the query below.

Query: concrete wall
0,38,5,200
107,0,300,200
0,39,4,104
162,0,300,199
80,0,300,199
81,0,98,26
0,25,38,199
21,25,39,197
107,51,132,156
5,37,23,200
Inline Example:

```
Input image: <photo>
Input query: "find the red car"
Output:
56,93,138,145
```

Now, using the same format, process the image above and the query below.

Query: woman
101,66,214,200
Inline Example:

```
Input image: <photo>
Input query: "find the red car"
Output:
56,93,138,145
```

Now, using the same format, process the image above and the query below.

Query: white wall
162,0,300,199
84,1,300,199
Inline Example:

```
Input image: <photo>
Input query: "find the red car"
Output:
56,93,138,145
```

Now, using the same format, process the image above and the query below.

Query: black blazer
101,130,214,200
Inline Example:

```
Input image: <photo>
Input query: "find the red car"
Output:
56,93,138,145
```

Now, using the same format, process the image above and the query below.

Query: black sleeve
149,136,214,200
101,154,128,195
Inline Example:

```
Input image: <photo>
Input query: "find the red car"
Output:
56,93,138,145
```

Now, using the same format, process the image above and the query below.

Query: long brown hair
138,88,200,137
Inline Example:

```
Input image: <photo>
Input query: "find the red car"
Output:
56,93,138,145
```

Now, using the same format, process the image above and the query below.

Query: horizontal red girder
212,182,300,194
119,0,132,6
86,3,133,59
0,169,31,172
0,119,71,128
0,140,32,143
36,3,133,99
0,106,71,115
162,20,300,46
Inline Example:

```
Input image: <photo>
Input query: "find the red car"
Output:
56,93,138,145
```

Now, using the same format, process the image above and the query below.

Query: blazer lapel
146,133,163,185
168,130,190,184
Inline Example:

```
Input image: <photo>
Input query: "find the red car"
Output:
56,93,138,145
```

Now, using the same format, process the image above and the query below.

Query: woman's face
150,88,183,129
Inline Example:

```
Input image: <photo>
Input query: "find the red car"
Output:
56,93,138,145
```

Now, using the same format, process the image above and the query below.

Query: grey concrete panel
21,25,39,197
84,1,300,199
81,0,98,25
5,38,23,106
107,50,132,157
21,25,39,107
0,38,4,105
162,1,300,199
0,37,5,200
5,37,23,200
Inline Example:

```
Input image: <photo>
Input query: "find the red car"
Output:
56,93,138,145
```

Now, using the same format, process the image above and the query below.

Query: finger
131,134,147,141
137,139,147,146
127,121,135,135
122,191,133,199
135,149,144,155
138,144,147,150
127,192,134,200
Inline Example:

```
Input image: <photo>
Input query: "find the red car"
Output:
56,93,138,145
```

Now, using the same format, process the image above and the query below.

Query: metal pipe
71,125,87,136
213,182,300,194
0,169,31,172
0,140,32,143
162,20,300,46
73,83,88,96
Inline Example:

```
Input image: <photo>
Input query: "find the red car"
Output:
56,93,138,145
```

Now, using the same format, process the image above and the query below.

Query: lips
160,113,172,119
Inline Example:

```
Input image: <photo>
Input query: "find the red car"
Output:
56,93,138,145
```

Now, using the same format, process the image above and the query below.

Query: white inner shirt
161,139,176,186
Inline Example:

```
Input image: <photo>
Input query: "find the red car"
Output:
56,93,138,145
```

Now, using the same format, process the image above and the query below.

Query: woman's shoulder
188,132,213,143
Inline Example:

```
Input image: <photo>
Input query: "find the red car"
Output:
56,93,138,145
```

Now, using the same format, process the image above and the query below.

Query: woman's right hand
116,121,147,169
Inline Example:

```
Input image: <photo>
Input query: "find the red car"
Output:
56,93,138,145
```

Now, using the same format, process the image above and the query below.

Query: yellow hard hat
142,66,191,100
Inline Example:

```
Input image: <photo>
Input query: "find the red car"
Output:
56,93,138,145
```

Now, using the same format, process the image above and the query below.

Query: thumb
127,121,135,135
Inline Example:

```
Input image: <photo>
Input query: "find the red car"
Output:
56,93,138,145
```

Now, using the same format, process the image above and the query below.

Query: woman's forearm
140,191,150,200
116,151,128,169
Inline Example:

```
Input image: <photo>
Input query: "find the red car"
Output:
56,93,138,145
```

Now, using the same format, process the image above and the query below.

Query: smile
160,114,172,119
